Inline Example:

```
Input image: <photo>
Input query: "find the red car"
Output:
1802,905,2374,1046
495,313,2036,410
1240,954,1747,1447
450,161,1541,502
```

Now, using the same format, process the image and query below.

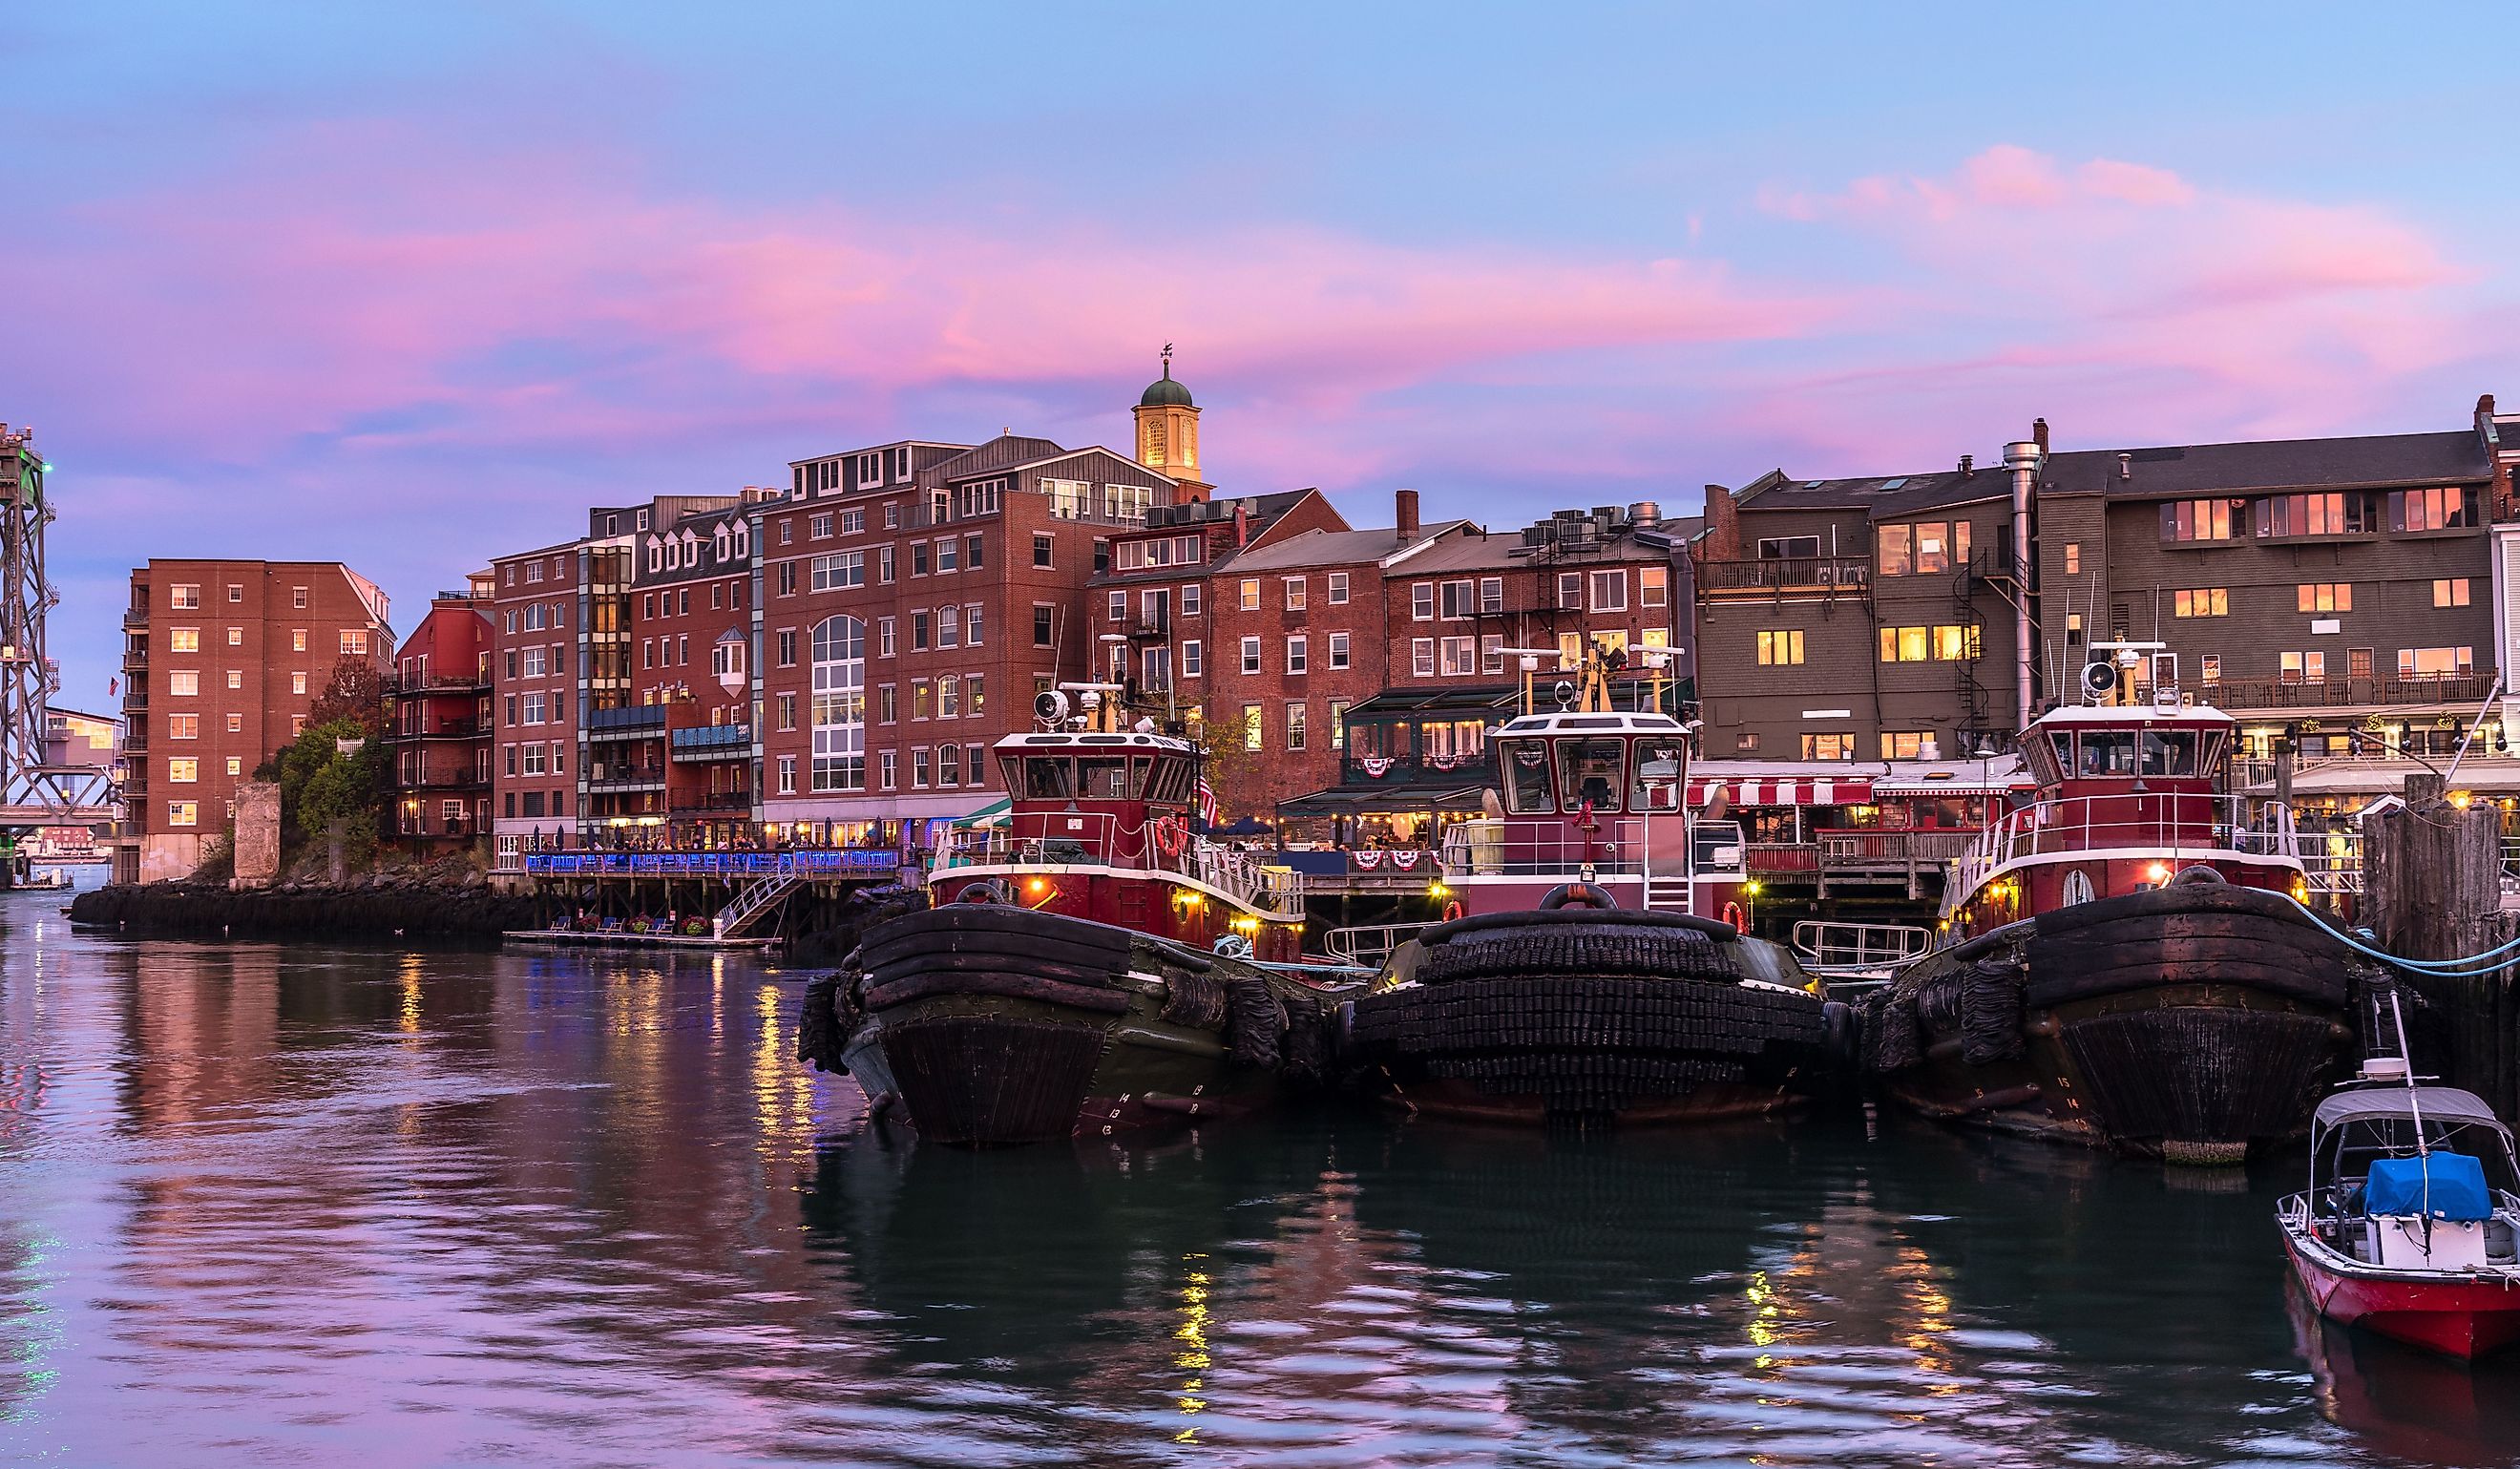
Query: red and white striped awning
1688,777,1873,807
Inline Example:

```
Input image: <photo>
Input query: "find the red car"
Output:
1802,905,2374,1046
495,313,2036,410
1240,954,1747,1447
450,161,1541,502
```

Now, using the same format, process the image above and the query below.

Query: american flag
1194,776,1218,829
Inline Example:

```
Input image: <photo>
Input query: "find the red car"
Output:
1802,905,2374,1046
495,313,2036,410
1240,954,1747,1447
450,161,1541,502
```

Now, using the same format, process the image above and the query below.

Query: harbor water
3,892,2515,1467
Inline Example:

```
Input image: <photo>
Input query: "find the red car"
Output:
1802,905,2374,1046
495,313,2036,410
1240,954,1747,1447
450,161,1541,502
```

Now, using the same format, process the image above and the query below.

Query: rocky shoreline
69,880,537,944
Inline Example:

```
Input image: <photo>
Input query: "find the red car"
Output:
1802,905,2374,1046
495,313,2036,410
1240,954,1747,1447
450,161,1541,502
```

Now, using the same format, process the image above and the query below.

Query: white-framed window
1242,703,1263,752
1328,572,1350,604
1590,570,1627,611
811,552,864,591
522,692,546,724
1328,632,1351,669
1329,699,1350,749
1438,579,1476,619
291,672,308,695
169,627,200,653
877,616,896,658
167,758,198,784
1640,566,1669,608
168,801,198,828
1182,640,1203,678
226,757,242,776
1412,639,1436,677
1412,583,1434,620
522,744,547,775
912,746,932,788
879,750,897,790
966,605,984,645
1033,533,1054,568
937,537,959,574
226,627,242,646
839,509,865,535
1287,636,1308,675
1439,636,1477,676
938,674,960,719
1283,577,1307,611
935,606,959,649
228,670,243,690
1181,583,1202,616
2399,646,2474,679
1240,637,1262,675
168,671,200,697
168,714,199,740
810,616,868,791
171,584,200,610
1480,577,1504,614
1239,578,1260,611
1558,572,1584,610
1286,703,1308,751
1108,590,1127,622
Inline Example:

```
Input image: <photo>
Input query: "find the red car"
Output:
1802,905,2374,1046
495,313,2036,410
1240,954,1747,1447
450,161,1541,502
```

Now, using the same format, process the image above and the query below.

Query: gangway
1790,919,1932,994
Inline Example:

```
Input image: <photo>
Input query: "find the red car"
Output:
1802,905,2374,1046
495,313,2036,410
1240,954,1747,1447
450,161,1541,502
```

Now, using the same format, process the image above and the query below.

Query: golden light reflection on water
396,955,424,1036
750,981,817,1155
1172,1255,1211,1443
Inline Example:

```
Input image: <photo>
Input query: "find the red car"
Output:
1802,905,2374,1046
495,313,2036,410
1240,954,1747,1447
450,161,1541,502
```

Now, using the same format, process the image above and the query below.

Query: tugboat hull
800,903,1343,1145
1865,880,2366,1161
1349,909,1848,1125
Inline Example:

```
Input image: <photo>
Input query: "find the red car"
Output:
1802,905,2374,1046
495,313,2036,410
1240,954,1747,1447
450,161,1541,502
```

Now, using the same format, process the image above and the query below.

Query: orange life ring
1441,900,1465,923
1151,815,1189,858
1721,900,1747,934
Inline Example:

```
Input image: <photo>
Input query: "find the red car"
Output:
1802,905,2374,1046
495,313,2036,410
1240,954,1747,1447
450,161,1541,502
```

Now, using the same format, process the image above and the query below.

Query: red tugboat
798,686,1361,1145
1863,644,2377,1162
1346,645,1849,1124
2280,1017,2520,1361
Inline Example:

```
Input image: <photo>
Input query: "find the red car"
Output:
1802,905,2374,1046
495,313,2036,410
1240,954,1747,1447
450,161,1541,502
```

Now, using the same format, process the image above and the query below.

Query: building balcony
398,672,491,694
669,724,753,761
2203,674,2494,714
121,644,148,670
399,771,489,791
585,704,669,741
1700,556,1871,597
585,767,666,792
1124,613,1173,640
121,609,150,630
671,790,755,813
396,717,482,740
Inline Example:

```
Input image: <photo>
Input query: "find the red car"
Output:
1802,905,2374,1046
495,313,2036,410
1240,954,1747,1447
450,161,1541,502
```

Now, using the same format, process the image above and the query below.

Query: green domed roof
1139,368,1194,409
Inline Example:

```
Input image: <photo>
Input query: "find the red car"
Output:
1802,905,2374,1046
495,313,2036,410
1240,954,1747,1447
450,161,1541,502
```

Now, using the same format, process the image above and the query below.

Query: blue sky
9,3,2515,704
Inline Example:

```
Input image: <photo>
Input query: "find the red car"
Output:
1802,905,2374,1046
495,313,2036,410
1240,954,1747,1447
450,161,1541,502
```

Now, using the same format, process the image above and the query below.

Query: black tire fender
1539,882,1618,912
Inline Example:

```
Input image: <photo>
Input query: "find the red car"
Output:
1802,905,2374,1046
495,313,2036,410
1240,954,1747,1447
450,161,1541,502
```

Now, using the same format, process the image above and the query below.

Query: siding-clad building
388,579,494,850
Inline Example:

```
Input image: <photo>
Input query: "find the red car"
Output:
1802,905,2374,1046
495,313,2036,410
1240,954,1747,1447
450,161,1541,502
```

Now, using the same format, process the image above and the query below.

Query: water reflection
0,927,2509,1466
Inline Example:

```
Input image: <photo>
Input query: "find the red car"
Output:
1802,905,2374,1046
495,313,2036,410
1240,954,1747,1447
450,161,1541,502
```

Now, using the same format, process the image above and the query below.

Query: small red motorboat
2279,1050,2520,1361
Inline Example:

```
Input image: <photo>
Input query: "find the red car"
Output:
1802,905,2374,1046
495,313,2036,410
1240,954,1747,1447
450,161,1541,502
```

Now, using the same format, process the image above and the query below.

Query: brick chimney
2032,417,2049,452
1395,487,1420,542
1698,483,1741,563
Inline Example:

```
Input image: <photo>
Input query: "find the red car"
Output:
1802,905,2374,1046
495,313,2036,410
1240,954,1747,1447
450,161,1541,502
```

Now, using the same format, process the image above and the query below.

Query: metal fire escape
2,427,117,847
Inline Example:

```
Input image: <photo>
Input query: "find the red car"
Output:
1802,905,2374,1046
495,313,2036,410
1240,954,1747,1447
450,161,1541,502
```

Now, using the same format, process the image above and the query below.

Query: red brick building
388,579,494,850
116,558,393,882
1087,487,1345,711
488,538,583,858
632,497,766,847
756,433,1184,842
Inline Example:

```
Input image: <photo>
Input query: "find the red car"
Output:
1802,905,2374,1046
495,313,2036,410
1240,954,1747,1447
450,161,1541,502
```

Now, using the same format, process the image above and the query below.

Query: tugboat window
1558,739,1628,812
1023,758,1076,800
2139,730,2201,778
1502,740,1555,813
1076,757,1135,800
1633,741,1686,811
2077,731,2137,777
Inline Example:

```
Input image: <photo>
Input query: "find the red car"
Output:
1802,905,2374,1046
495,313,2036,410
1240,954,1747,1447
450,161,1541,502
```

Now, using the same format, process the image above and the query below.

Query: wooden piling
2360,771,2520,1122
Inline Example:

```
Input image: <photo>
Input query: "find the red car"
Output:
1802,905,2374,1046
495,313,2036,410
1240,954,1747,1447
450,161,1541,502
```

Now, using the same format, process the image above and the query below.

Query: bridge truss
1,425,116,833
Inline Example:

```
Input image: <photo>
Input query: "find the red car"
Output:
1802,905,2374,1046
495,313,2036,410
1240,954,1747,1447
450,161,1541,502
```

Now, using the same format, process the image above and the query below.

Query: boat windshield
1016,755,1146,802
1502,739,1554,814
1558,737,1627,812
2073,731,2138,778
2138,729,2201,778
1020,757,1077,800
1632,738,1687,812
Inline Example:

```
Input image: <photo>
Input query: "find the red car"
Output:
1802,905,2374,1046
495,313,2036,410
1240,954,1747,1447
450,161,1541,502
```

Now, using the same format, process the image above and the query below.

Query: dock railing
523,850,902,878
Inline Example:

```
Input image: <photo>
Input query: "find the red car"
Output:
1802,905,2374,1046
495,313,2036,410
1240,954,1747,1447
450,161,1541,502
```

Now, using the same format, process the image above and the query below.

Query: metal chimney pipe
2003,436,2045,732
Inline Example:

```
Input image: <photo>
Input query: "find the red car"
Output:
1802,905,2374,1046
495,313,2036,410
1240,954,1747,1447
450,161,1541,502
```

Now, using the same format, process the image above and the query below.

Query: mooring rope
2273,890,2520,974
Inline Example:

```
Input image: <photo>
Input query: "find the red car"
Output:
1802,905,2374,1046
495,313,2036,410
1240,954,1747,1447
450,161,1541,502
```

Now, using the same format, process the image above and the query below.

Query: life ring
1539,882,1617,911
2168,865,2226,887
1440,900,1465,923
1720,900,1747,933
1151,815,1190,858
956,880,1009,905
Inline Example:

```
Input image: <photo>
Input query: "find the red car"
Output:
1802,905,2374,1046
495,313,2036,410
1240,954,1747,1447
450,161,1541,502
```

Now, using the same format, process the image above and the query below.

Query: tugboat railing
1950,792,2300,898
934,817,1302,918
1438,816,1747,883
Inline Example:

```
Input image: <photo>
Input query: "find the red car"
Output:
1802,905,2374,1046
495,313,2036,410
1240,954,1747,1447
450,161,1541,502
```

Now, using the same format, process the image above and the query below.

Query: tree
308,655,389,737
1189,704,1271,826
276,716,390,881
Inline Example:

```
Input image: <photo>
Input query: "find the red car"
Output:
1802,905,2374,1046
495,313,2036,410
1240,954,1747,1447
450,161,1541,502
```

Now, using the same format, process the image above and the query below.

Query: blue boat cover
2365,1153,2493,1222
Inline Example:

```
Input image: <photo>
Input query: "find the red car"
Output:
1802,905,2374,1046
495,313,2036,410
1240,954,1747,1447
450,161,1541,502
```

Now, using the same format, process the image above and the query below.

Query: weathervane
1161,342,1173,376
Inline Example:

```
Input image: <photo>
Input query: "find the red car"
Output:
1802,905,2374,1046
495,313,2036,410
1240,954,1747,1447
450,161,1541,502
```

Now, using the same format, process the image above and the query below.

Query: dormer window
856,451,883,487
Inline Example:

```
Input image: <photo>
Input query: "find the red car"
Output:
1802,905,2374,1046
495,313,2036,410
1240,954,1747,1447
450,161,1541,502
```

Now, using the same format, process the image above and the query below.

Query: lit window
2173,588,2230,618
2434,578,2471,608
1800,734,1856,761
169,627,200,653
1756,630,1804,666
168,801,198,827
1242,703,1263,751
168,671,199,697
167,758,198,784
2295,583,2350,613
1240,578,1260,611
1284,577,1307,611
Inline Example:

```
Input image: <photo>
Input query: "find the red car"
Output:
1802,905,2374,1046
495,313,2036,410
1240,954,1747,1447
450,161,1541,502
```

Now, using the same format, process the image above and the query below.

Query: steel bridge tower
2,425,116,861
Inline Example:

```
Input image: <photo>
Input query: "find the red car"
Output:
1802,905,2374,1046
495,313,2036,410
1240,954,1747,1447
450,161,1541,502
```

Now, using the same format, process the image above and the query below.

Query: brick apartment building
1693,405,2515,782
755,430,1186,842
116,559,392,881
388,578,494,850
632,496,766,846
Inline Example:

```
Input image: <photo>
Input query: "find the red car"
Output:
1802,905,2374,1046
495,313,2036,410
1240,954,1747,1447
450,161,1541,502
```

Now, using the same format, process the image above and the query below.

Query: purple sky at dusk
10,3,2516,704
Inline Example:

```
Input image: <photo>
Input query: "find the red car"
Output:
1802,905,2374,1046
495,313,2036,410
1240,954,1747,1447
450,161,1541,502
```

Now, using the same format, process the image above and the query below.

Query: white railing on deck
934,814,1302,918
1439,816,1746,883
1949,792,2300,899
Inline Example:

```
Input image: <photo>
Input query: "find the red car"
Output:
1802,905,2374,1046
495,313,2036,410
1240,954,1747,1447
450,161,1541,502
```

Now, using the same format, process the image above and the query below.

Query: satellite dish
1034,690,1070,724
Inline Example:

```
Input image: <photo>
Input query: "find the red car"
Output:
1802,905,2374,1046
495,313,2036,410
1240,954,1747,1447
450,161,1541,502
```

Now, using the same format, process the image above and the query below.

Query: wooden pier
2362,771,2520,1123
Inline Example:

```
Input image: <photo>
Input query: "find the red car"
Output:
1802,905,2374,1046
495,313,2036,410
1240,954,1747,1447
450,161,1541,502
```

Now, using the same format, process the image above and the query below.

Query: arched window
810,616,866,792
